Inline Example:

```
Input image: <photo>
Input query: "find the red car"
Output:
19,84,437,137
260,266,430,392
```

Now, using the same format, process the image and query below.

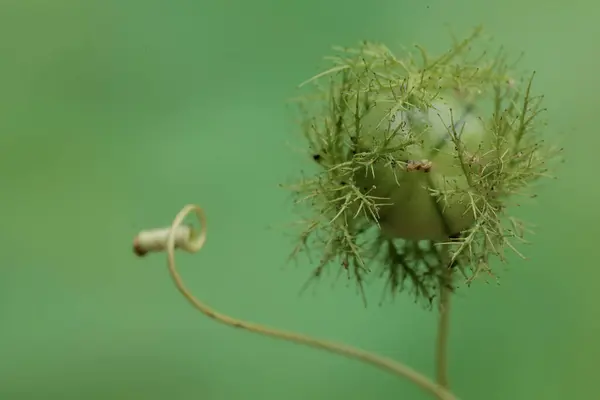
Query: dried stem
133,204,460,400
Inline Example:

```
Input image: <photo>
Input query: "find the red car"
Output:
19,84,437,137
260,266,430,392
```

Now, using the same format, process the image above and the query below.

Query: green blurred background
0,1,597,399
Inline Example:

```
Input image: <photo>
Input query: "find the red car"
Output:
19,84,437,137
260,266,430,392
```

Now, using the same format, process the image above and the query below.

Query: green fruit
354,95,490,240
287,28,557,298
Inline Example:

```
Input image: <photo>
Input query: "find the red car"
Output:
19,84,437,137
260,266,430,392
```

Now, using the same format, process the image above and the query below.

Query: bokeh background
1,1,597,399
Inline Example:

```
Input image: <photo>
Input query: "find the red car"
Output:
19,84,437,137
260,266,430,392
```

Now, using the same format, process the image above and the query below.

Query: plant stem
134,204,460,400
435,247,453,392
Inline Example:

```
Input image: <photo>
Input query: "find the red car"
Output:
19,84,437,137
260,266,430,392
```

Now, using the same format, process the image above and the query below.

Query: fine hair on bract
133,26,561,400
287,26,560,304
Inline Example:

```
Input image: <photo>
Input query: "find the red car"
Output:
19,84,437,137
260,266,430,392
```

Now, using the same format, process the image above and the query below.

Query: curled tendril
134,204,458,400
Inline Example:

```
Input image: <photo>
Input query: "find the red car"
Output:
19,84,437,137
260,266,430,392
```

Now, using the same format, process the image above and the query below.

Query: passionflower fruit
287,28,560,302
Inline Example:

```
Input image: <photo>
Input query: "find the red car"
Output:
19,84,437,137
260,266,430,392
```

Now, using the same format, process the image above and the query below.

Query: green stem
436,246,453,392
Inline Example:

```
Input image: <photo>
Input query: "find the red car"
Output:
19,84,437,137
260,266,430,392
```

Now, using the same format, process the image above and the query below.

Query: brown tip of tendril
133,237,148,257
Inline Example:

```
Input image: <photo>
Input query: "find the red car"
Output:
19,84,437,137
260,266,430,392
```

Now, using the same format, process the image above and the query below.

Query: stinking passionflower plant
133,27,560,400
286,26,560,305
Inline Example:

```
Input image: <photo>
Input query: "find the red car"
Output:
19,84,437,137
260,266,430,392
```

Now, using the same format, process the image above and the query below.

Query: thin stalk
436,246,453,391
133,204,460,400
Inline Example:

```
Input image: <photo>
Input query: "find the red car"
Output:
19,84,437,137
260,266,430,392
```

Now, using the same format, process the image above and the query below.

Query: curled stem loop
134,204,459,400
